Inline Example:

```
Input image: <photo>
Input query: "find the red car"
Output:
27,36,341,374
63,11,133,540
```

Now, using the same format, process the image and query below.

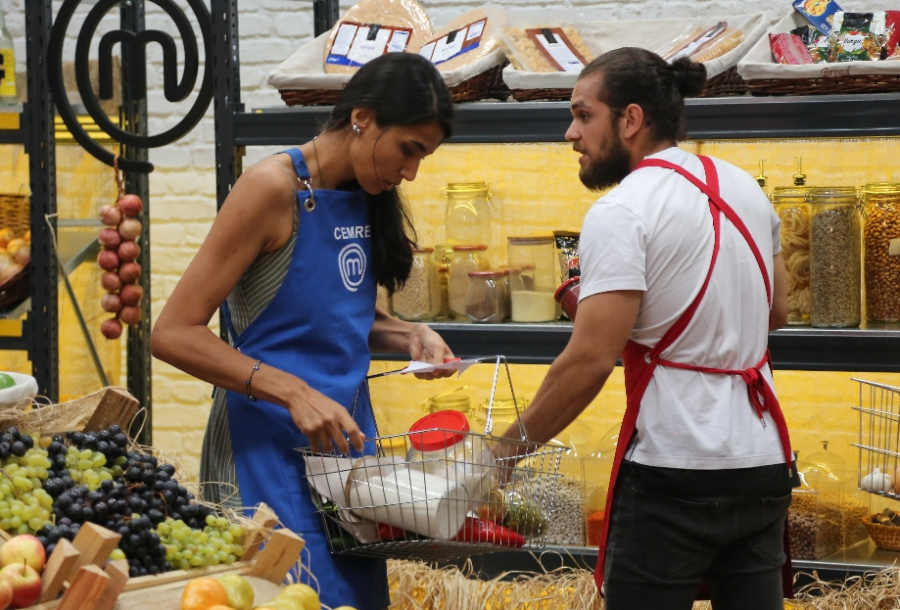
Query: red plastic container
554,276,581,321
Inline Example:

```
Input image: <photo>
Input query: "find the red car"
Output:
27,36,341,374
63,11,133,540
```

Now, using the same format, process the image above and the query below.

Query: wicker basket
862,517,900,551
0,263,30,312
748,73,900,97
279,61,511,107
511,66,748,102
0,194,30,238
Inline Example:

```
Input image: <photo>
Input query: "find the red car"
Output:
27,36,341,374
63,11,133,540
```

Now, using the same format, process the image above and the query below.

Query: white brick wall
0,0,845,479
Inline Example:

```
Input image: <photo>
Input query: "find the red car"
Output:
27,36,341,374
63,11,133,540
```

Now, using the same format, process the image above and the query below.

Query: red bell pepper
452,517,525,547
377,522,407,541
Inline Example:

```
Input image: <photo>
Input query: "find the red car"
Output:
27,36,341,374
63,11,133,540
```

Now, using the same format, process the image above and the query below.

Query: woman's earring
352,124,362,137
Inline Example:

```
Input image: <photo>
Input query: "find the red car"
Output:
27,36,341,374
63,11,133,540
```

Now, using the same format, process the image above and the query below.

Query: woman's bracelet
245,359,261,401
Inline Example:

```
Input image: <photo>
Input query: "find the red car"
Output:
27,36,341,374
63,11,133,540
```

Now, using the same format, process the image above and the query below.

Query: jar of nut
771,187,811,326
392,248,441,321
863,183,900,322
809,188,861,328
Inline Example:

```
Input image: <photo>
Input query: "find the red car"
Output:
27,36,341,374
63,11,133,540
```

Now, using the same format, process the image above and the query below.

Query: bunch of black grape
121,454,214,530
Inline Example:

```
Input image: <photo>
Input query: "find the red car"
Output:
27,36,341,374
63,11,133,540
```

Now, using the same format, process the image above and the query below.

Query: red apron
594,155,794,599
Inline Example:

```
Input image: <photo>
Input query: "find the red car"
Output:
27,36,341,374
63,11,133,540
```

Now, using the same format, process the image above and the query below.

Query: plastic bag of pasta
323,0,432,74
828,12,883,62
656,17,753,64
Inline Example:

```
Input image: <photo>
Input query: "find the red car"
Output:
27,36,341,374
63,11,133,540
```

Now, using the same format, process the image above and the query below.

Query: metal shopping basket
852,378,900,499
297,356,567,562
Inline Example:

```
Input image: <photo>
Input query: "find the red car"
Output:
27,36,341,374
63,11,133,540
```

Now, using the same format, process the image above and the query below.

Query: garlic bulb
861,468,893,493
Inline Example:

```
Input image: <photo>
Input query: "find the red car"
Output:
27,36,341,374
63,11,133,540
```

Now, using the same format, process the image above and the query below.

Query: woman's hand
287,382,365,455
408,324,456,380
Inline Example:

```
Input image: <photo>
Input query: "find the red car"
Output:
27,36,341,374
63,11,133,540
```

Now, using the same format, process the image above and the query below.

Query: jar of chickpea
863,183,900,323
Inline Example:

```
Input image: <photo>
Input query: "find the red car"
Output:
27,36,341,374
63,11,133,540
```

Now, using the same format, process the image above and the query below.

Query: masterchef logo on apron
339,243,367,292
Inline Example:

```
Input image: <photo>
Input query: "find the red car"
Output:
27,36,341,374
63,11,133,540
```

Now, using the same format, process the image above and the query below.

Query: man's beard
579,127,632,191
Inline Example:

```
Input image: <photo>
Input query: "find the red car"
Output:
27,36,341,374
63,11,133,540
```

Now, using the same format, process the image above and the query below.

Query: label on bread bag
419,18,487,66
327,22,413,67
526,27,587,72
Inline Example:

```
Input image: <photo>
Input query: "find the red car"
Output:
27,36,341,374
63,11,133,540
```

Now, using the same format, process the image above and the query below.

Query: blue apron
224,148,389,609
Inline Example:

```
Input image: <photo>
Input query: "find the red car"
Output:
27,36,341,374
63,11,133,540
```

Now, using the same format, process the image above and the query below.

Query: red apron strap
637,156,772,305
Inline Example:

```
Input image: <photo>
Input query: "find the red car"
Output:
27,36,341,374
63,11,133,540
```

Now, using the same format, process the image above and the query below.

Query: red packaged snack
886,11,900,57
769,32,815,64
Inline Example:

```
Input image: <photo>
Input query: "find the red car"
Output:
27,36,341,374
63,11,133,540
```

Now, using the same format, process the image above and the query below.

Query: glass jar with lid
448,245,489,318
809,187,861,328
422,386,471,414
434,245,453,319
508,236,558,322
466,270,508,323
863,183,900,323
475,397,530,436
771,187,811,326
406,411,494,504
392,248,441,321
444,182,493,251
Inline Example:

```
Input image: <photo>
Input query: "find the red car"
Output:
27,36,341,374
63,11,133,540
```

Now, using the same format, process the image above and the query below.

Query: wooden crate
0,387,140,437
21,504,306,610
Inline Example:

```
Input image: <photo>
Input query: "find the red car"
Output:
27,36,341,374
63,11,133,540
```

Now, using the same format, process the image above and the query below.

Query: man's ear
619,103,646,140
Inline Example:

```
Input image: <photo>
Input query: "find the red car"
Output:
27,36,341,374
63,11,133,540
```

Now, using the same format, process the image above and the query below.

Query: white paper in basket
500,13,767,90
268,32,508,92
737,11,900,81
0,373,39,410
303,455,382,544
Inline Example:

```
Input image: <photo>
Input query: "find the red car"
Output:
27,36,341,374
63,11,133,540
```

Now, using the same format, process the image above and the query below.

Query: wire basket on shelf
298,356,567,562
853,378,900,499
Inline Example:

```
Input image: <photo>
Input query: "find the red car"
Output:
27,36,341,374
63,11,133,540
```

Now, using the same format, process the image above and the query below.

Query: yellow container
474,397,529,435
863,183,900,323
444,182,492,251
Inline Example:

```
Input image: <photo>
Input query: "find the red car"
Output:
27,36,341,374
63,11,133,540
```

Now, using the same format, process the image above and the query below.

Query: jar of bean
448,245,489,318
809,187,861,328
771,187,811,326
863,183,900,323
392,248,441,321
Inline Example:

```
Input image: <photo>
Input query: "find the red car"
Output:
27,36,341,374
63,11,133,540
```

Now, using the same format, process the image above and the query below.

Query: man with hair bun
497,47,796,609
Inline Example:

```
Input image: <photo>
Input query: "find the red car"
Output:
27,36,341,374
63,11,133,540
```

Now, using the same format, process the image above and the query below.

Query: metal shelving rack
209,0,900,585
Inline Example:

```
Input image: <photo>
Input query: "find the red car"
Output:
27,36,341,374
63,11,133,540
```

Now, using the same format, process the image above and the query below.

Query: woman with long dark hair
151,53,456,609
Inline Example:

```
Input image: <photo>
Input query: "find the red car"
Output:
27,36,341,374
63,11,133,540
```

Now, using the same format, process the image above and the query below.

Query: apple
0,563,42,608
0,535,46,572
0,579,12,610
278,584,319,610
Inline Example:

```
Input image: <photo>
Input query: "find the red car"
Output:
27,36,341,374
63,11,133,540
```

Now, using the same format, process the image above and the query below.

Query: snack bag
419,9,500,72
791,24,830,63
769,33,815,64
828,12,882,63
793,0,843,36
324,0,432,74
886,11,900,57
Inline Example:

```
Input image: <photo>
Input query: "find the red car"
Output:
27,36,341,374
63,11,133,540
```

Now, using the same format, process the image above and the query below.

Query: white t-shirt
579,146,785,469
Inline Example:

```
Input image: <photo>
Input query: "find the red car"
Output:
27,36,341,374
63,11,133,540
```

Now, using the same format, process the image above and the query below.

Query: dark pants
603,463,792,610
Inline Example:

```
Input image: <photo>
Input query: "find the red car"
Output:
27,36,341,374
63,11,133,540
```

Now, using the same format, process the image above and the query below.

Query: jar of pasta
863,183,900,323
771,188,811,326
392,248,441,321
448,245,489,318
809,188,861,328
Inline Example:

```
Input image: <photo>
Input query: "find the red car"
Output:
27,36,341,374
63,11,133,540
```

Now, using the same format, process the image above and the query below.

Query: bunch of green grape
62,445,119,489
0,440,55,535
156,515,246,571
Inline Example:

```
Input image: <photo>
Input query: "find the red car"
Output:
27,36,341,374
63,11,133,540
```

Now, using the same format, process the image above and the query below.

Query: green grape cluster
156,515,245,571
63,445,121,490
0,440,55,535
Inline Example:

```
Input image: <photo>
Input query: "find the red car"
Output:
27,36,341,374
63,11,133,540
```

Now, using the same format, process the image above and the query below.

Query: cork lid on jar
468,270,505,278
452,245,488,251
413,247,435,253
